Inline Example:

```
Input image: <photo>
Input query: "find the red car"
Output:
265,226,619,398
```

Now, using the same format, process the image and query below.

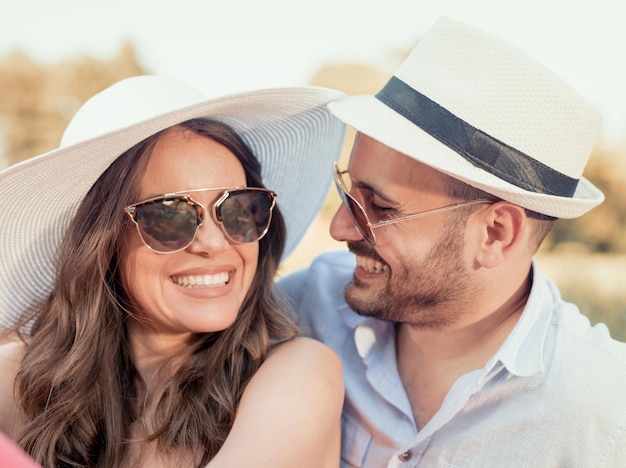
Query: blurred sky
1,0,625,141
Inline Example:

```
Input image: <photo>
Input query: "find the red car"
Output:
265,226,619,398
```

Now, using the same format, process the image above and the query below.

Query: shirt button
398,450,412,461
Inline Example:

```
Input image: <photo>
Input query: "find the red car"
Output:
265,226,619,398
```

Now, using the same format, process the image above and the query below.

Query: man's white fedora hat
328,17,604,219
0,75,346,327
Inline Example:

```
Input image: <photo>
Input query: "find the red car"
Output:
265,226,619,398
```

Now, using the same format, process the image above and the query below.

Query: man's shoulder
569,324,626,368
552,302,626,359
550,310,626,392
534,268,626,373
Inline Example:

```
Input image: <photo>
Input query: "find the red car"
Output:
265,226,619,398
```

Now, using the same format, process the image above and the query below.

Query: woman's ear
474,202,527,269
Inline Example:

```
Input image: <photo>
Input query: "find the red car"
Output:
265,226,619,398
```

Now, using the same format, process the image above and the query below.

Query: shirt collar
338,303,392,359
486,260,553,377
340,305,415,419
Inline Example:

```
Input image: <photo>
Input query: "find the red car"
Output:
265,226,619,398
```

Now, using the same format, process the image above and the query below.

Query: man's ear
474,202,527,269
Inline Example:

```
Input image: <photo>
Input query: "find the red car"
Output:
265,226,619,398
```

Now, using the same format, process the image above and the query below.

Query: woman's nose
186,216,230,255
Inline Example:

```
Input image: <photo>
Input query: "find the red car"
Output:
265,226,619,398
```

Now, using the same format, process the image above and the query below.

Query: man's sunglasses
333,162,492,245
124,187,277,254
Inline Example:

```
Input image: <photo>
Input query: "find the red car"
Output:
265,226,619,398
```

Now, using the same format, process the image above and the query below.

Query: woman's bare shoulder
207,337,344,468
253,336,344,410
0,335,26,437
266,336,341,367
0,335,26,366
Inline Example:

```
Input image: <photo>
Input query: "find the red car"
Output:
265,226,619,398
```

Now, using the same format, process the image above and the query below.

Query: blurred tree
0,41,145,167
544,143,626,253
311,62,390,96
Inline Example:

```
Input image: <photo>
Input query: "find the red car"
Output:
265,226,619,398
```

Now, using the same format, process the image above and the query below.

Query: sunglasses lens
344,194,375,244
217,190,275,243
133,198,199,253
333,170,376,244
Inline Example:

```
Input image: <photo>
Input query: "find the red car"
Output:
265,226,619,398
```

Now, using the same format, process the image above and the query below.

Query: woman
0,76,346,467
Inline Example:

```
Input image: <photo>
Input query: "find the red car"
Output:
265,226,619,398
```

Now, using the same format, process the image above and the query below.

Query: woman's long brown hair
13,119,297,467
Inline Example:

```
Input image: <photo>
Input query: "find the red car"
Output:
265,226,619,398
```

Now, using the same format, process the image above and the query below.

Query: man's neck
395,276,530,429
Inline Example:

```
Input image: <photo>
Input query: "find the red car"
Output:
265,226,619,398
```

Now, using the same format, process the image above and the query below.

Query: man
278,17,626,467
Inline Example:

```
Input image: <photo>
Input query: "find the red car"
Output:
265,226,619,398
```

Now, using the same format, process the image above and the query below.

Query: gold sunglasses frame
124,186,277,253
333,162,493,245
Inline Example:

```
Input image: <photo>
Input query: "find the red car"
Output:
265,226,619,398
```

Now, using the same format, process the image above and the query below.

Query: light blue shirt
277,250,626,467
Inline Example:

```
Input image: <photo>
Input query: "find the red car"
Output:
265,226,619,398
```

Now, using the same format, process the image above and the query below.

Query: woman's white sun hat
328,17,604,219
0,75,346,327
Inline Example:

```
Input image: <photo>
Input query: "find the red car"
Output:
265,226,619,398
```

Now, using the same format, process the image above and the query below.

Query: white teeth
356,255,389,273
172,272,229,288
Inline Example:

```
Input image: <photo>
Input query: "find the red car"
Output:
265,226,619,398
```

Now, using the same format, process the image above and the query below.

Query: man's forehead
348,135,447,189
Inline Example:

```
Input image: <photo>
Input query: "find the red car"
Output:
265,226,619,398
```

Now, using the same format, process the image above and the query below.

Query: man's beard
344,221,472,329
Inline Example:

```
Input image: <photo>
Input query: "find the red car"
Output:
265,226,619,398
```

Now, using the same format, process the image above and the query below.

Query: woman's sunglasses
124,187,277,254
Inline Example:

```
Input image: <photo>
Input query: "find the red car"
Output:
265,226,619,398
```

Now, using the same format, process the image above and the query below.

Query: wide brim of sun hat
0,75,346,328
328,17,604,219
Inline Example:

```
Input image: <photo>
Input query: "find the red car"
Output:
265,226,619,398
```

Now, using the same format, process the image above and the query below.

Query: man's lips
355,255,389,273
348,241,389,274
